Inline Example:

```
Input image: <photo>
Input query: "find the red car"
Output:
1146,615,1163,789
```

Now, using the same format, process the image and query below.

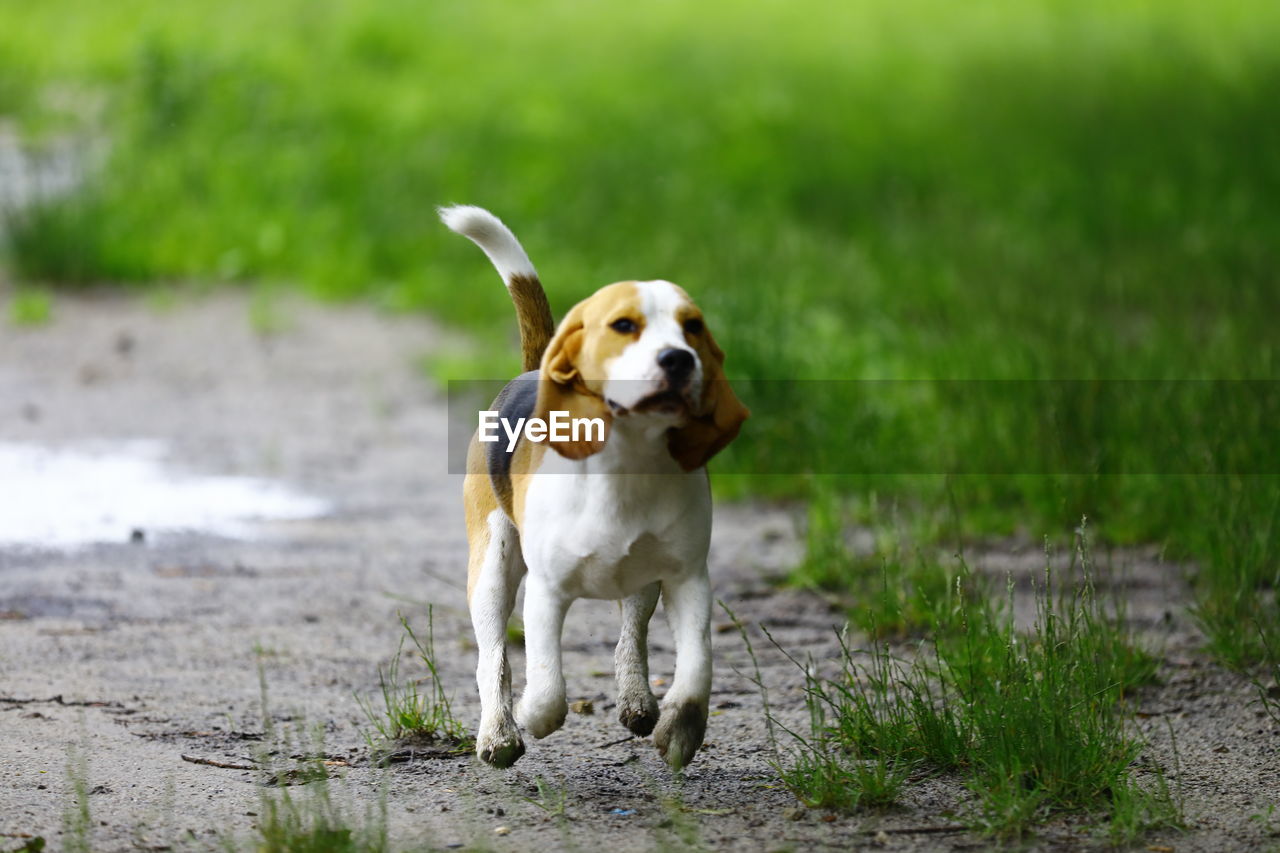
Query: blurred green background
1,0,1276,663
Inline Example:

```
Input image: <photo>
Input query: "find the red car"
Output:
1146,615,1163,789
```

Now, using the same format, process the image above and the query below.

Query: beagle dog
441,206,748,769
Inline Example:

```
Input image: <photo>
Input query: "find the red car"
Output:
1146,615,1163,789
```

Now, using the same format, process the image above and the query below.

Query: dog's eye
610,318,638,334
683,318,704,335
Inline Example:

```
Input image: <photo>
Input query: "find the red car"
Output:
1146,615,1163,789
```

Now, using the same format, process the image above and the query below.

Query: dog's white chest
519,457,711,601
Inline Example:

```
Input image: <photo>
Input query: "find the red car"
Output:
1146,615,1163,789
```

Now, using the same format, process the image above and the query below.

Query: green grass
0,1,1276,667
777,743,909,814
249,662,392,853
253,778,389,853
1190,483,1280,669
6,838,46,853
792,486,976,639
523,776,570,822
356,609,469,751
1253,636,1280,726
733,526,1179,840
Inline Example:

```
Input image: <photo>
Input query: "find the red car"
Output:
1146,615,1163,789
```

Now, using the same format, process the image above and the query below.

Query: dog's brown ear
668,326,749,471
534,303,612,459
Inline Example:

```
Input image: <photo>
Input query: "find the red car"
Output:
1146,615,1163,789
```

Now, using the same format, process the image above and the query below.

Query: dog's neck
586,413,686,476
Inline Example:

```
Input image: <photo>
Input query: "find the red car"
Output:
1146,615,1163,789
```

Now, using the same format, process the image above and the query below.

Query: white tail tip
439,204,537,283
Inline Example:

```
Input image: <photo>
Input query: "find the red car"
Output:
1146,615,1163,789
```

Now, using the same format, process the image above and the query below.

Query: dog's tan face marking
569,281,646,383
533,279,747,467
577,280,705,412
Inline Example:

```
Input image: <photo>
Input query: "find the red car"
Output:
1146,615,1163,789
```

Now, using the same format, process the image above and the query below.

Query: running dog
442,205,747,769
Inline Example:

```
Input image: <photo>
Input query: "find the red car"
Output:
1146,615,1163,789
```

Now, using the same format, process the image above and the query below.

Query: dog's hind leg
615,582,661,736
468,508,527,768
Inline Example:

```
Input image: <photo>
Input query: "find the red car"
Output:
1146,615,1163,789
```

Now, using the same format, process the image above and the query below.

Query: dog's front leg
515,574,571,738
615,582,661,736
653,568,712,769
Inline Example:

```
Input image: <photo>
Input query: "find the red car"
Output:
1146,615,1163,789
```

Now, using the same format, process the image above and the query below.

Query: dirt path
0,293,1275,851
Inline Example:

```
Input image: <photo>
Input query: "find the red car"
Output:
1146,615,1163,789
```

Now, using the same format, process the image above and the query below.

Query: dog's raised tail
439,205,555,372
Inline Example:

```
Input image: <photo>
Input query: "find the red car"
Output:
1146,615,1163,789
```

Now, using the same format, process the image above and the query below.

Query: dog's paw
653,700,707,770
617,690,659,737
475,719,525,769
516,693,567,739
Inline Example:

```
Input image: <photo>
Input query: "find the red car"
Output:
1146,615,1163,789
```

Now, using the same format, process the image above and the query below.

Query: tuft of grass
1252,631,1280,726
734,523,1180,839
778,748,907,813
792,487,976,639
7,288,53,327
248,659,390,853
723,602,913,814
523,776,570,822
650,780,706,853
1105,771,1185,847
1249,803,1279,839
1190,478,1280,671
254,777,388,853
356,607,468,751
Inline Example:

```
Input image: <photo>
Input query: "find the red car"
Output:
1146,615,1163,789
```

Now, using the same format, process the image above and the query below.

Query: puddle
0,441,328,549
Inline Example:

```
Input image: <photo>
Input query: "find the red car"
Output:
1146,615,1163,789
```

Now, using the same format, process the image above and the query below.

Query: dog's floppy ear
668,326,749,471
533,303,612,459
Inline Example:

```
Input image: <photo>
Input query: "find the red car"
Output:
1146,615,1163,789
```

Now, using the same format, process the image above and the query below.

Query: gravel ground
0,292,1276,851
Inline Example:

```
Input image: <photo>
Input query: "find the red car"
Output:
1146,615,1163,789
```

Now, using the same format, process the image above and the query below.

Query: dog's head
532,280,748,470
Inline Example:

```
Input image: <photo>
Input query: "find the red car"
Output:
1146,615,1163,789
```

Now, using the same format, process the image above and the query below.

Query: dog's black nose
658,348,695,380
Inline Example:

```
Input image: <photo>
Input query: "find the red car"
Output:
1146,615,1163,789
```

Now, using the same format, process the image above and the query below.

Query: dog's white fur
515,418,714,750
443,205,745,769
438,205,537,282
